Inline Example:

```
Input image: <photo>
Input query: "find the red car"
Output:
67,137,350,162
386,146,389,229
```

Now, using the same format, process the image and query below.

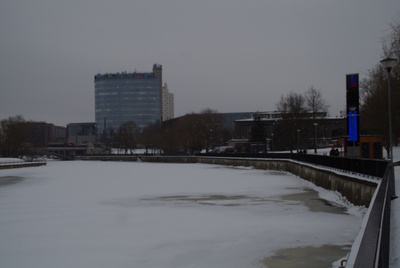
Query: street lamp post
380,56,398,199
313,122,318,154
297,129,300,153
271,133,274,152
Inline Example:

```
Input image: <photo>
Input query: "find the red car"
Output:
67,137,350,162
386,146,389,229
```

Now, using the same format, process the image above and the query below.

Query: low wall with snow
79,155,139,161
0,162,46,169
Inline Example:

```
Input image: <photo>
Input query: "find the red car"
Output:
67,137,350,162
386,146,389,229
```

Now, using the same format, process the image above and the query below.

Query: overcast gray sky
1,0,399,126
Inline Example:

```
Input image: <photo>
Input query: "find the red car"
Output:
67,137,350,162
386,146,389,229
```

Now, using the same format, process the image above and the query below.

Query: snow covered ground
0,159,367,268
0,158,24,165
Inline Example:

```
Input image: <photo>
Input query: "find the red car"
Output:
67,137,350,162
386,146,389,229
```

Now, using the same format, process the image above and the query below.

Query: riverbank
0,158,46,169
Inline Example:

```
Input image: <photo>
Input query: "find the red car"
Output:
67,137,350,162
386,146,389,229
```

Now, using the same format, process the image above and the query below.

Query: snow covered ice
0,160,367,267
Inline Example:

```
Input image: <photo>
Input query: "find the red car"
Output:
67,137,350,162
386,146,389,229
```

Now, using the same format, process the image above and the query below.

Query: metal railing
199,152,388,178
345,166,394,268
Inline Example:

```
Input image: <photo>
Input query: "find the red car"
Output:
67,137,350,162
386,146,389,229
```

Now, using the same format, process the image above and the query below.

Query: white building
162,82,174,121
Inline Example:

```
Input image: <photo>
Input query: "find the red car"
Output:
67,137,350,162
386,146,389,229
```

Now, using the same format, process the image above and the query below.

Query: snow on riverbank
0,160,364,268
0,158,24,165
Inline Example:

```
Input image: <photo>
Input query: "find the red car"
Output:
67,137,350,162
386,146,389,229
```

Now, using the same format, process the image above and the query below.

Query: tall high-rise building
95,64,164,138
162,82,174,121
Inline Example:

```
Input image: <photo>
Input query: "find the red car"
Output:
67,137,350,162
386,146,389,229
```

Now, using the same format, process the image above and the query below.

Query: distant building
94,64,166,139
162,83,174,121
219,112,254,131
7,122,66,146
67,123,97,146
167,112,255,135
233,111,346,151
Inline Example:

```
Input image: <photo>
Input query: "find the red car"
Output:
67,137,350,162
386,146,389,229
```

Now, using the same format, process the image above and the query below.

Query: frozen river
0,161,365,268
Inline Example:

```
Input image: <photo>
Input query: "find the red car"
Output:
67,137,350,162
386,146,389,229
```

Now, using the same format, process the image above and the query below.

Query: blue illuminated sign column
346,74,360,145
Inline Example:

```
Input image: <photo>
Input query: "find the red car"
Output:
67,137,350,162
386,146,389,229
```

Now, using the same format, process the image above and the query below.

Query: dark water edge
282,188,347,214
261,244,350,268
261,189,350,267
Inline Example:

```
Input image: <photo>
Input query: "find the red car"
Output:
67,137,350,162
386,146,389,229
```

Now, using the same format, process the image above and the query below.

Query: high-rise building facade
95,64,163,138
162,82,174,121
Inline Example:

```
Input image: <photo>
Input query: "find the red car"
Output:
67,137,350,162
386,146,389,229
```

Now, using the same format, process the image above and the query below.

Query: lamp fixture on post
380,56,398,199
380,57,397,72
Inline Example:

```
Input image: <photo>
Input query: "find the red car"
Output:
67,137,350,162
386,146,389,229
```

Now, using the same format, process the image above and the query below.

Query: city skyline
1,0,399,126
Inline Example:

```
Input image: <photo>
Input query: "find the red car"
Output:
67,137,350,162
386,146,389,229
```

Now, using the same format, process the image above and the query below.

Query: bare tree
197,108,224,152
276,91,306,115
115,121,139,154
1,116,27,157
176,109,224,154
275,92,306,152
158,109,226,154
141,124,161,154
304,86,329,119
360,20,400,158
382,19,400,59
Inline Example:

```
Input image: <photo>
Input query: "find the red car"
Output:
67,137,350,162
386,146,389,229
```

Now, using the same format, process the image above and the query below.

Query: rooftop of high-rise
94,71,156,80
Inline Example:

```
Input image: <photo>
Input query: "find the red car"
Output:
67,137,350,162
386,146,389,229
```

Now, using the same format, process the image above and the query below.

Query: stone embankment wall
80,155,377,206
195,157,377,207
0,162,46,170
79,155,139,162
